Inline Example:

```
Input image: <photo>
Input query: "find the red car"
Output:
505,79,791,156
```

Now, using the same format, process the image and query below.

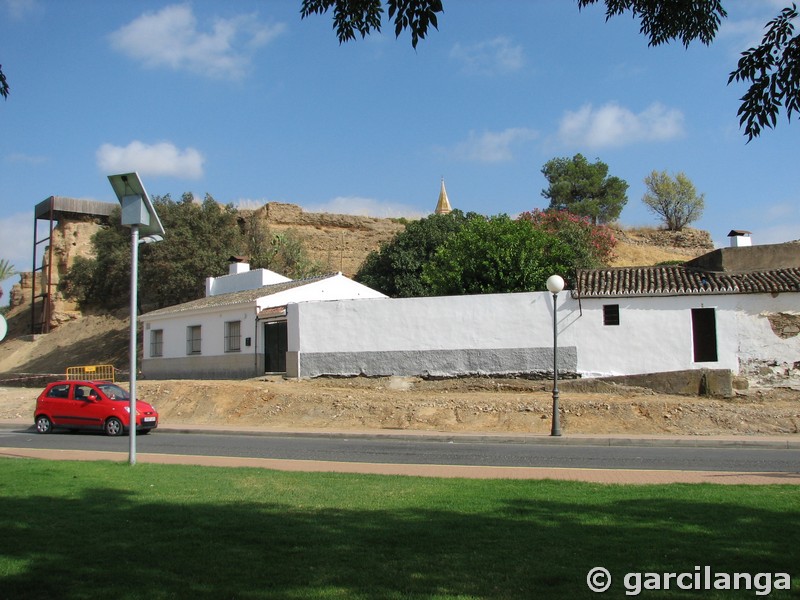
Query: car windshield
97,383,130,401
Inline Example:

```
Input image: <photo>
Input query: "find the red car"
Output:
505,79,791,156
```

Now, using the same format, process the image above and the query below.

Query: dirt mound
1,377,798,436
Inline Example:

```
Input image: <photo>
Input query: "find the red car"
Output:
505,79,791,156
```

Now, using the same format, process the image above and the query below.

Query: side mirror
88,393,99,402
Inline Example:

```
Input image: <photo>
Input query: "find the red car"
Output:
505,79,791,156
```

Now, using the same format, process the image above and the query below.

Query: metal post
129,224,138,465
550,291,561,437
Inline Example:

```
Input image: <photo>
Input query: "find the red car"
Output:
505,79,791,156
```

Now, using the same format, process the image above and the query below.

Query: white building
141,244,800,388
140,261,387,379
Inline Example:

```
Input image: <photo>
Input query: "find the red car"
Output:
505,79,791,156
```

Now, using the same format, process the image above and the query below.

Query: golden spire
435,178,452,215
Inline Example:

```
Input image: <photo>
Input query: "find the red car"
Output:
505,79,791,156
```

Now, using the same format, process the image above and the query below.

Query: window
74,385,94,401
603,304,620,326
225,320,241,353
186,325,202,355
150,329,163,357
47,384,70,399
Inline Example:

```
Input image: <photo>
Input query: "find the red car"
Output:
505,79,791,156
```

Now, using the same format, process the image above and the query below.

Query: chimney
727,230,752,248
228,255,251,275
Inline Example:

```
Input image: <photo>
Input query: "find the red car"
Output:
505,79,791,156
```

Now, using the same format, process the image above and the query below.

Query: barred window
186,325,202,355
225,320,241,353
150,329,163,357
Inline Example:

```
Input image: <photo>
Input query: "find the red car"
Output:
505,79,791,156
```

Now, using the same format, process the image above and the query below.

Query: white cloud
109,3,286,79
717,17,767,55
718,2,792,56
450,36,525,75
0,212,33,270
448,128,538,163
750,223,800,245
556,102,684,148
754,201,800,244
302,196,423,219
4,0,42,20
96,140,205,179
4,152,47,165
0,211,30,306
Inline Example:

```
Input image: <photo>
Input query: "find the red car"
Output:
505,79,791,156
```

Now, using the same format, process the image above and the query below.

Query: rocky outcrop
612,226,714,251
248,203,406,277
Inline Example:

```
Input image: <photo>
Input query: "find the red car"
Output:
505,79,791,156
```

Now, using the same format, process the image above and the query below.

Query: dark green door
264,321,288,373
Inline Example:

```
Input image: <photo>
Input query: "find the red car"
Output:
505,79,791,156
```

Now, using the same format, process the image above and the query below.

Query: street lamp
546,274,565,437
108,172,164,465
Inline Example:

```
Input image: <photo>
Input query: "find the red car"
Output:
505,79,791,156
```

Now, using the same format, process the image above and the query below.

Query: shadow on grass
0,475,798,599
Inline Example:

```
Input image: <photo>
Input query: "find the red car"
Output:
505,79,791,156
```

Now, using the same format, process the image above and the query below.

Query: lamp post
546,274,565,437
108,173,164,465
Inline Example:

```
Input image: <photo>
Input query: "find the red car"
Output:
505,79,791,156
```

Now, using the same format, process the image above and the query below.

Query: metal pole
129,224,139,465
550,291,561,437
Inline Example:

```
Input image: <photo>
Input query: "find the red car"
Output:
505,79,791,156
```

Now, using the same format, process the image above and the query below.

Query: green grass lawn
0,458,797,599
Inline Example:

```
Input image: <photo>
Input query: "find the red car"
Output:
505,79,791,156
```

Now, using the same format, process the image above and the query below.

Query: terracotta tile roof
573,265,800,298
142,273,338,317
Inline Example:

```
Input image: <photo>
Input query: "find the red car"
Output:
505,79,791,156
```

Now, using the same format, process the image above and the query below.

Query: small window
186,325,202,355
603,304,620,326
225,321,241,353
150,329,163,357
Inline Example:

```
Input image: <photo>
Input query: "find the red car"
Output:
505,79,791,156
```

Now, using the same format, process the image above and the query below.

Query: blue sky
1,0,798,303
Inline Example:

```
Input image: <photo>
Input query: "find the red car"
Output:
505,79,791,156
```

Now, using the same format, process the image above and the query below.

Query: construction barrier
66,364,116,382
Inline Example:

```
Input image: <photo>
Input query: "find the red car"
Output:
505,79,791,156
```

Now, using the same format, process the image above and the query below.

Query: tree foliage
356,209,616,298
300,0,443,48
517,209,617,268
0,258,16,301
421,215,577,296
641,170,705,231
577,0,726,47
541,154,628,225
728,4,800,141
59,196,322,311
354,210,472,297
301,0,798,139
0,64,8,100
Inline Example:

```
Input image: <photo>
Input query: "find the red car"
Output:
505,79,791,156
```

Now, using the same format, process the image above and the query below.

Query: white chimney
229,261,250,275
727,229,752,248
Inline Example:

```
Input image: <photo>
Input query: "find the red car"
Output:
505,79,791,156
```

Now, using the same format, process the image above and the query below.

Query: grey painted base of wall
142,354,259,380
297,347,578,379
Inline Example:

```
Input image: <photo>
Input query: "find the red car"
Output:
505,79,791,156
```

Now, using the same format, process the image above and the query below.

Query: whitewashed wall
287,292,577,378
570,293,800,380
142,305,260,379
206,268,290,297
288,291,800,383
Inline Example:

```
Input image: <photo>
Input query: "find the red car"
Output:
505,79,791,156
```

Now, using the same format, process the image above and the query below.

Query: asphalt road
1,427,799,473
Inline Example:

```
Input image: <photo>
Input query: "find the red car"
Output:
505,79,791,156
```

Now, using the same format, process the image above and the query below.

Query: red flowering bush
517,209,617,268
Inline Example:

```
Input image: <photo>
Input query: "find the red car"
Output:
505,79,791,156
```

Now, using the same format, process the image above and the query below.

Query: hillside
1,208,715,377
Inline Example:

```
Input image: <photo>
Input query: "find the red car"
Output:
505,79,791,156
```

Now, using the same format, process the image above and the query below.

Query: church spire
435,178,452,215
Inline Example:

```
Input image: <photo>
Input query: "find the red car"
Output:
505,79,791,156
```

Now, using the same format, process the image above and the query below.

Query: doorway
691,308,718,362
264,321,288,373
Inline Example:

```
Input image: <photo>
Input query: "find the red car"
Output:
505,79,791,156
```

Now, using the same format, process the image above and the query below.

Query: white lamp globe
546,274,565,294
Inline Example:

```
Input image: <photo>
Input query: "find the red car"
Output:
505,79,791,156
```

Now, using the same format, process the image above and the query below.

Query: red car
34,380,159,436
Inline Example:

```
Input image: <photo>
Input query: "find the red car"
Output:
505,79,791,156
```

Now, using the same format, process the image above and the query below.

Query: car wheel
104,417,124,437
35,415,52,434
